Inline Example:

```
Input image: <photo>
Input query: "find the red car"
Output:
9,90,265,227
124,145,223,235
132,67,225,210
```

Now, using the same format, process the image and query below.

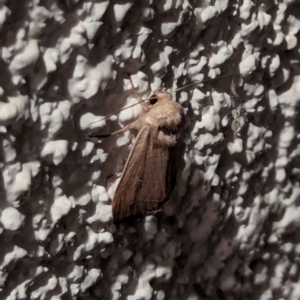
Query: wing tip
112,205,165,223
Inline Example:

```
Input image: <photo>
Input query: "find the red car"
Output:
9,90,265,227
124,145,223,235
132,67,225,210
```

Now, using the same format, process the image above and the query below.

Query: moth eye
149,95,157,105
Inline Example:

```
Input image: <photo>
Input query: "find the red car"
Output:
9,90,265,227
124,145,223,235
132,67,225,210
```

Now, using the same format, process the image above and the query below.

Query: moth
91,76,184,222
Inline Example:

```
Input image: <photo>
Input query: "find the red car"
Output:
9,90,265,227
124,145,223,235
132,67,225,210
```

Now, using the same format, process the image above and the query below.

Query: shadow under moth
91,76,184,222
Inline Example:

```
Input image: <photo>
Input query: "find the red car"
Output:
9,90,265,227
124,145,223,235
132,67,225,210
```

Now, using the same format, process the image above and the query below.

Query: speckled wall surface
1,0,300,299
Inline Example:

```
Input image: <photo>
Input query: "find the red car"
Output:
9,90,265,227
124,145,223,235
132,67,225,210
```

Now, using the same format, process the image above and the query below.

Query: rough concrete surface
0,0,300,299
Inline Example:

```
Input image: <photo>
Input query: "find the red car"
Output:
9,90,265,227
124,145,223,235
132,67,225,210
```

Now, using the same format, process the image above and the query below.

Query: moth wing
112,125,169,222
134,128,170,215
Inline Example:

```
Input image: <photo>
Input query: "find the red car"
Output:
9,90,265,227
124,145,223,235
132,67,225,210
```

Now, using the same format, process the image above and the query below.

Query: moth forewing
110,89,184,222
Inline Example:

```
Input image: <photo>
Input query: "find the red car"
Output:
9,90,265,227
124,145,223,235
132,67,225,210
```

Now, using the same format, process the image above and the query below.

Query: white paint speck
0,207,25,230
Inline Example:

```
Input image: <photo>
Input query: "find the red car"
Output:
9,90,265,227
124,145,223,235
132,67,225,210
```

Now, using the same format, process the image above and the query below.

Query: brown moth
91,77,184,222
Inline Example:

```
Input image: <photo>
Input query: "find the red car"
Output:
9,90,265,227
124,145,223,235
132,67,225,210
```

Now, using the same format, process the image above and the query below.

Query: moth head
150,89,172,104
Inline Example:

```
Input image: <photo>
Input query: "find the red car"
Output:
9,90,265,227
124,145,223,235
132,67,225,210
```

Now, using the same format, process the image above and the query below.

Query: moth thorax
156,92,171,102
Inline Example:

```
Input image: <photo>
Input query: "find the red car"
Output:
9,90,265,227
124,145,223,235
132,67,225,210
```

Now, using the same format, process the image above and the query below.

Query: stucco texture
1,0,300,299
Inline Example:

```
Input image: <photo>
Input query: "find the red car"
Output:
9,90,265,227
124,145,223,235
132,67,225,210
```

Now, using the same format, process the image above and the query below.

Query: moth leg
89,126,130,138
128,74,150,112
89,117,143,138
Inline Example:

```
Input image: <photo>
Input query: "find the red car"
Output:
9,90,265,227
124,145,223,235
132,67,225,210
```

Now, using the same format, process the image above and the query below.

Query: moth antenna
90,117,140,138
88,72,237,127
127,73,149,111
87,95,157,127
173,72,237,92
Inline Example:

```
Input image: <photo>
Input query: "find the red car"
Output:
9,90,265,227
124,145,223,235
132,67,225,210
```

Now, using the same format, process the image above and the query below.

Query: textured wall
1,0,300,299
